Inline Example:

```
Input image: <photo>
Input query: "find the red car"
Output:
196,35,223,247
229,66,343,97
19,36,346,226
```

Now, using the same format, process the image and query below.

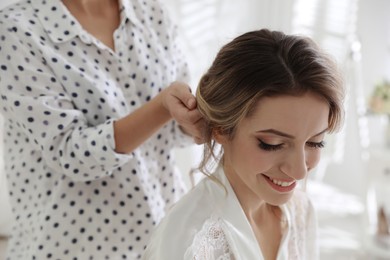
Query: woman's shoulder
143,176,226,259
184,215,234,259
153,175,220,235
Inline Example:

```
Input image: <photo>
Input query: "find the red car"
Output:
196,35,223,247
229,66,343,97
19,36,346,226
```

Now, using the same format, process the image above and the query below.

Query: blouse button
80,34,91,44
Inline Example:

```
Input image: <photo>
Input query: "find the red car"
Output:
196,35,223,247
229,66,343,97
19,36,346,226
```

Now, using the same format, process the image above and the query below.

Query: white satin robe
143,167,319,259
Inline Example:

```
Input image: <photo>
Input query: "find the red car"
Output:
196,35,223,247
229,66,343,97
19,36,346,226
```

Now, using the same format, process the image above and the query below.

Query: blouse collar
30,0,142,44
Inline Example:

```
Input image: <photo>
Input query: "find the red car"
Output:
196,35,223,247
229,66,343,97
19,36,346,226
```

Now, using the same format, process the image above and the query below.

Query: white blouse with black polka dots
0,0,191,259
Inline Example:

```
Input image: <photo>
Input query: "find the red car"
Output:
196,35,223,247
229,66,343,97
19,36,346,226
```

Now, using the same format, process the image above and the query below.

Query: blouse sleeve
0,19,131,182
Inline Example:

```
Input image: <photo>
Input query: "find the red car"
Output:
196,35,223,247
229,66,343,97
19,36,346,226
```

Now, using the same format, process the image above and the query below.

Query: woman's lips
262,174,296,193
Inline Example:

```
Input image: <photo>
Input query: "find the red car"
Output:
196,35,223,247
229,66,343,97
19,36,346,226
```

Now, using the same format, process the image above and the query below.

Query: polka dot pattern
0,0,191,259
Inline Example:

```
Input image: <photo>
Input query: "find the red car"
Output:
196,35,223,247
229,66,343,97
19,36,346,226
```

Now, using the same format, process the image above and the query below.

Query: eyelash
307,141,326,149
258,140,283,151
258,140,326,151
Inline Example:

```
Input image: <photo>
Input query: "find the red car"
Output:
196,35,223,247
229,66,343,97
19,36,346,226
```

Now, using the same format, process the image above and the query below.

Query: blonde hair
196,29,345,175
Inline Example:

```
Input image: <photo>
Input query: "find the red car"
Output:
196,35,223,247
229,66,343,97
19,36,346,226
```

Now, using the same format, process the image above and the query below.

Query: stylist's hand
161,81,206,144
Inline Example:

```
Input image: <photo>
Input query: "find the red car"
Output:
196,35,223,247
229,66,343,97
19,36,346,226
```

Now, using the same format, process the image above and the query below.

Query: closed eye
258,140,284,151
306,141,325,149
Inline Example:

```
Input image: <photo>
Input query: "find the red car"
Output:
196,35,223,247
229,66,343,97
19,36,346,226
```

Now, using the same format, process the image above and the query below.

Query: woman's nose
279,148,308,180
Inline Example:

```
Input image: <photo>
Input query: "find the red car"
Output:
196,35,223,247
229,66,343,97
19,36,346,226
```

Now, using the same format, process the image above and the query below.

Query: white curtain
164,0,294,88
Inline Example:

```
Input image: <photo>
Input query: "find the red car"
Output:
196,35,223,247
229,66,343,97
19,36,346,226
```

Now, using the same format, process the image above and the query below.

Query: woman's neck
61,0,120,51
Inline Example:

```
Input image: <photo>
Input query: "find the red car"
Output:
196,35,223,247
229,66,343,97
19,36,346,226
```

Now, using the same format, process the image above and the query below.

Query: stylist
0,0,203,259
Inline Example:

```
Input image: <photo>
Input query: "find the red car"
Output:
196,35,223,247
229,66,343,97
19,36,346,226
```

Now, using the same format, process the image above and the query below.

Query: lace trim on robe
185,216,236,260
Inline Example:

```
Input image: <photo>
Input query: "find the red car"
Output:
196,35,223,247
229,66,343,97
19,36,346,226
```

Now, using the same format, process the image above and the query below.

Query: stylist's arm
114,81,205,154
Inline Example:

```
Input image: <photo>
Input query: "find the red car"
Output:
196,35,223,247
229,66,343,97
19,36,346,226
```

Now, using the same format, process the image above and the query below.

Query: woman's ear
212,128,228,145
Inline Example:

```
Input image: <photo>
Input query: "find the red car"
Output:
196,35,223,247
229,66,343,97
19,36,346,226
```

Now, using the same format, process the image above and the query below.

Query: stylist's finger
170,81,196,109
192,119,207,144
178,110,206,144
170,105,201,128
184,106,203,123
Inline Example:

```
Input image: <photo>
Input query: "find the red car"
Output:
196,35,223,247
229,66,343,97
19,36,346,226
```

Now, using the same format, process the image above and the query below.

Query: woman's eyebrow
256,129,294,138
256,128,328,139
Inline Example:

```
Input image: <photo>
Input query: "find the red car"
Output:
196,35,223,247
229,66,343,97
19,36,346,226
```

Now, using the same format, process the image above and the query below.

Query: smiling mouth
262,174,296,192
268,177,295,187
